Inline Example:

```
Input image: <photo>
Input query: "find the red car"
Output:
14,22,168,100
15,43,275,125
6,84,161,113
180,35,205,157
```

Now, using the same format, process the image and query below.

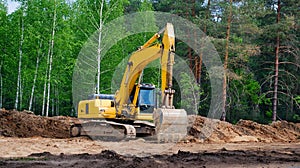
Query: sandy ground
0,136,299,168
1,136,299,158
1,110,300,167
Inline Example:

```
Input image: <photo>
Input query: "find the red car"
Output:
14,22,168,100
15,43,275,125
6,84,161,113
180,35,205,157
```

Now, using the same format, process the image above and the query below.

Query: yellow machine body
74,23,188,142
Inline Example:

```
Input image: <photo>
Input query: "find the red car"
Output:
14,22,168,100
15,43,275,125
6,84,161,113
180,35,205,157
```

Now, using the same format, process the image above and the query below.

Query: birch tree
15,5,25,111
96,0,128,93
28,41,42,111
45,0,57,117
42,53,49,116
75,0,128,94
96,0,105,94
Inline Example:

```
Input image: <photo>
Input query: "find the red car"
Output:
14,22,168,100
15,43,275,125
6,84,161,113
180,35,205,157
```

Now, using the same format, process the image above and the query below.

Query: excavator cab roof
88,94,114,100
139,83,155,89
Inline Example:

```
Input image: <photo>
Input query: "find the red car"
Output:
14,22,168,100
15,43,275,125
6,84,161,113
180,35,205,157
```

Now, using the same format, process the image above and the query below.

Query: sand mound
1,109,299,143
188,115,300,143
0,109,70,138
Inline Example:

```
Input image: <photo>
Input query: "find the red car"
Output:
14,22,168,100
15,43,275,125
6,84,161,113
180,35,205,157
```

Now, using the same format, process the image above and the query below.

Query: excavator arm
75,23,187,142
115,23,176,118
160,23,176,109
114,45,162,117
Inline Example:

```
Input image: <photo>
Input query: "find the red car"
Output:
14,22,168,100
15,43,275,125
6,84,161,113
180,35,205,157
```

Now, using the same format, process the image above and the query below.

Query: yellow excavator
71,23,188,142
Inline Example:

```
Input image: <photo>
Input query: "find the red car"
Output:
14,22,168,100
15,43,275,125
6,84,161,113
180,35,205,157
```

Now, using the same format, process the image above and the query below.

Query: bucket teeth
157,133,186,143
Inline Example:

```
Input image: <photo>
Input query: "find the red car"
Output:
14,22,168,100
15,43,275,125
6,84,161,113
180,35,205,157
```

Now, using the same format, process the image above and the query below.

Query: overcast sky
6,0,76,14
7,0,20,14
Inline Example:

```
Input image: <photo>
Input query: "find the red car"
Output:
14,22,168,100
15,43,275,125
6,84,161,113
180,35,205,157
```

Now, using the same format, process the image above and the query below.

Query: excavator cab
137,84,156,114
129,83,156,114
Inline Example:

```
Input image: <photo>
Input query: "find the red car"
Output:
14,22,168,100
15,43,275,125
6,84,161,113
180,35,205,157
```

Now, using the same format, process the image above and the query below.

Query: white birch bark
46,0,57,117
42,40,51,115
42,74,47,115
20,78,23,110
29,56,40,111
15,9,25,110
96,0,105,94
29,41,42,111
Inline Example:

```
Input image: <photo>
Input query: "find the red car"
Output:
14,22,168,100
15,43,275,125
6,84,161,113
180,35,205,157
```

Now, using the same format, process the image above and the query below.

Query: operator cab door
138,84,156,114
129,83,156,114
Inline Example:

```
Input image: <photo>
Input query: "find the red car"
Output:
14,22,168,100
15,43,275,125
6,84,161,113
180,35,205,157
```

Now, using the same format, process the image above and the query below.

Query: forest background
0,0,299,124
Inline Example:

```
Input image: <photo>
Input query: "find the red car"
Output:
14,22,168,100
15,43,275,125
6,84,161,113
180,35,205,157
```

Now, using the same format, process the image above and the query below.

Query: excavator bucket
153,108,188,142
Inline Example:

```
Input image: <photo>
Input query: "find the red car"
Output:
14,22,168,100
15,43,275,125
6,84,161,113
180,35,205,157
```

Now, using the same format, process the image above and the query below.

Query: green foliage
179,72,201,115
0,0,298,124
265,110,272,118
293,114,300,121
295,96,300,104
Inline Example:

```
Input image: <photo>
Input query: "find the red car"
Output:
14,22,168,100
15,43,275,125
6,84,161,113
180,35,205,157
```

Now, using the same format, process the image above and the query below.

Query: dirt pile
0,109,71,138
188,115,300,143
1,148,300,168
1,109,299,143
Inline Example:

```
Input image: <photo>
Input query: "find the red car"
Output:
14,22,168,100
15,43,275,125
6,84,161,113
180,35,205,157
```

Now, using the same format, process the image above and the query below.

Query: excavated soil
1,109,300,142
1,109,300,167
188,115,300,143
0,109,71,138
1,148,300,168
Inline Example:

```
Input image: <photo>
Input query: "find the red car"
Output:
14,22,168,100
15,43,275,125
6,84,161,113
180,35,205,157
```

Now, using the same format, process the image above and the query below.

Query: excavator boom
74,23,188,142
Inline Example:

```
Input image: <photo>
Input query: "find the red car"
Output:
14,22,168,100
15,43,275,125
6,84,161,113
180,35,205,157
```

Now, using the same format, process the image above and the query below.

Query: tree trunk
273,0,281,122
96,0,105,94
42,35,51,115
46,0,57,117
29,41,42,111
52,97,55,116
55,86,59,116
15,9,25,110
42,75,47,115
197,0,210,84
0,63,2,109
221,0,232,121
33,96,35,112
20,78,23,110
186,0,193,71
29,56,40,111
